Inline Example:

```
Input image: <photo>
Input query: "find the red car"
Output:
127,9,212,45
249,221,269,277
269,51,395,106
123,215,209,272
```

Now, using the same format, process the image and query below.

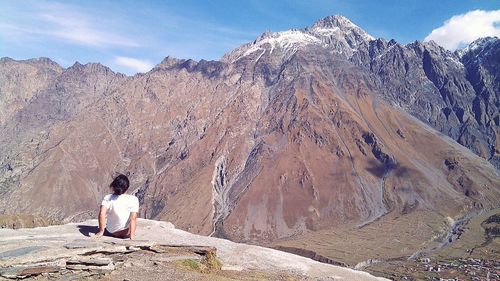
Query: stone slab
0,246,48,260
63,240,100,249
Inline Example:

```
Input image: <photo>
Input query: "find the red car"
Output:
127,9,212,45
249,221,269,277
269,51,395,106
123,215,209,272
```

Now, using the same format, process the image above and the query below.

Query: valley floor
273,208,500,280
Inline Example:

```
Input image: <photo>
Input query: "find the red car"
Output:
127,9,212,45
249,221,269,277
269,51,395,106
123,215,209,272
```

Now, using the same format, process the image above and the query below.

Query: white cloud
0,1,140,48
0,1,256,61
424,10,500,50
40,12,140,48
114,56,154,73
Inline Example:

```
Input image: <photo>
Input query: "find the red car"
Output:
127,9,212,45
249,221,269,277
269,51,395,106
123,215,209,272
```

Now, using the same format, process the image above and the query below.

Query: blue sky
1,0,499,75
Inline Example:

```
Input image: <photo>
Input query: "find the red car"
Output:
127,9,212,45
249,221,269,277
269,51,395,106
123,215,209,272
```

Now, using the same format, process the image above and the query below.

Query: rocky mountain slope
0,15,499,270
224,15,500,168
357,36,500,168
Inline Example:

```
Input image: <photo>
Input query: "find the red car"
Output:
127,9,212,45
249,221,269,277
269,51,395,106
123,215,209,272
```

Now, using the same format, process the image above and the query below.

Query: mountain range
0,15,499,274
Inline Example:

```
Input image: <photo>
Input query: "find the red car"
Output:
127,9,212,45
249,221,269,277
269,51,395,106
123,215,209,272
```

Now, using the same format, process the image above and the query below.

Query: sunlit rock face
0,15,498,246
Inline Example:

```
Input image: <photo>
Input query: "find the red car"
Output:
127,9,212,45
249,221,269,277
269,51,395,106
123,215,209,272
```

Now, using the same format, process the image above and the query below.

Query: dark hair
110,174,129,195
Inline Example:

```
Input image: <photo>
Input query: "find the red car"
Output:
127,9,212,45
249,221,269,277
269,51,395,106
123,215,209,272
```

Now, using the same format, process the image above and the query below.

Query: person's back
101,193,139,233
95,174,139,239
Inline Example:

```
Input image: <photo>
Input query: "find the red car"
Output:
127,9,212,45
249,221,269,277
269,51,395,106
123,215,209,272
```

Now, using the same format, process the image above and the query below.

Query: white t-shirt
101,194,139,233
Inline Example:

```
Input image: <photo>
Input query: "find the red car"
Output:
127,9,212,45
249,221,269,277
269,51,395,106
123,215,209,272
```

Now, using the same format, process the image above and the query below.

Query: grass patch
204,251,222,271
181,259,203,271
180,255,222,273
178,247,222,274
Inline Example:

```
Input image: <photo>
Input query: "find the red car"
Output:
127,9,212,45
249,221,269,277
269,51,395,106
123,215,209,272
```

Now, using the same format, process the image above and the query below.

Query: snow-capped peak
221,15,375,63
243,30,321,56
221,29,324,63
310,15,374,41
461,36,498,54
312,15,357,29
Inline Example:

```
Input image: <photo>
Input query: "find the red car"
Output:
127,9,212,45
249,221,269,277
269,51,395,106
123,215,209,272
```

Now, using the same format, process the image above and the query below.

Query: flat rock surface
0,219,387,280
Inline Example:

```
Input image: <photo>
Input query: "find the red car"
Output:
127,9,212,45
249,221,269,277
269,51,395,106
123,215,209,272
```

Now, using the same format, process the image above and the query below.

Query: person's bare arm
129,212,137,240
95,205,107,238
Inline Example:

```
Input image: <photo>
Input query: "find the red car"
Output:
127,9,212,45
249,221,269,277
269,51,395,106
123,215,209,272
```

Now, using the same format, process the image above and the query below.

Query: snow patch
446,55,464,68
461,36,497,54
241,30,322,58
311,26,340,36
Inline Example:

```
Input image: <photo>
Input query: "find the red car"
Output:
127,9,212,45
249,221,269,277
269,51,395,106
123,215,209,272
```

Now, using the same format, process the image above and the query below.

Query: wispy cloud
114,56,154,73
424,10,500,50
1,1,140,48
40,11,140,48
0,0,261,73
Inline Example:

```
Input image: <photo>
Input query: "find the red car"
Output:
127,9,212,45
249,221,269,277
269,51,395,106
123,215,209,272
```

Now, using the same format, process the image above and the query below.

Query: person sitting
95,174,139,239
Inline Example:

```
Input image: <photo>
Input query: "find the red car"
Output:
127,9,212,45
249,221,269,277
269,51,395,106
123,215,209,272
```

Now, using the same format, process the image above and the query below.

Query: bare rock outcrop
0,219,387,280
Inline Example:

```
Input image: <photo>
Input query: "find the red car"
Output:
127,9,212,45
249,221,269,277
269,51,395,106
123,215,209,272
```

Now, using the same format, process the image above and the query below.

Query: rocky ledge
0,219,387,280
